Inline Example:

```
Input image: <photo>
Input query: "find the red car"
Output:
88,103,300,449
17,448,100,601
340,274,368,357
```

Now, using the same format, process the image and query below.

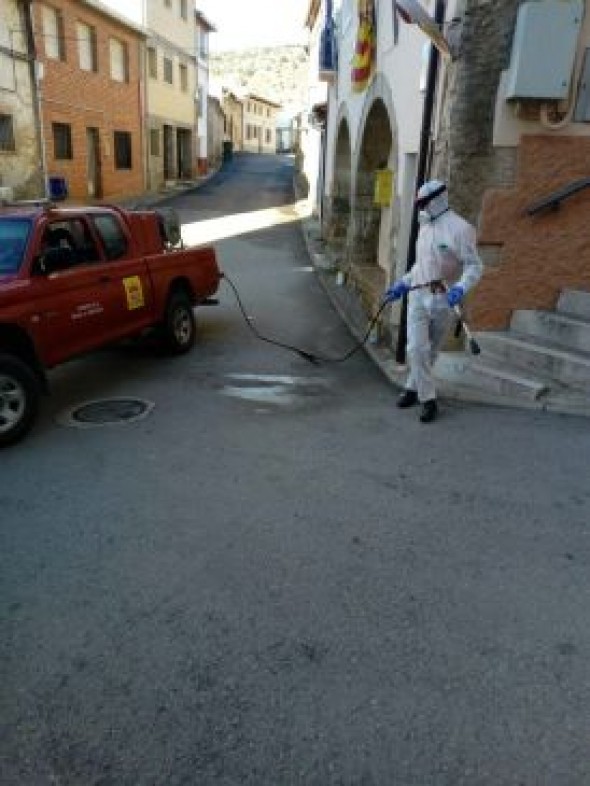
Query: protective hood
416,180,449,222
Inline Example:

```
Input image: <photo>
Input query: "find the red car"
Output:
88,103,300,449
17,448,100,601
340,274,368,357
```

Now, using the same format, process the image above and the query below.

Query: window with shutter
43,5,66,61
110,38,128,82
163,57,173,84
78,22,98,72
179,64,188,92
148,47,157,79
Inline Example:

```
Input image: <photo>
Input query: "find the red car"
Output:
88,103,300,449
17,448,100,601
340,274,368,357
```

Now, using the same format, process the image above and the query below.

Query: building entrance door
163,125,174,181
176,129,192,180
86,128,102,199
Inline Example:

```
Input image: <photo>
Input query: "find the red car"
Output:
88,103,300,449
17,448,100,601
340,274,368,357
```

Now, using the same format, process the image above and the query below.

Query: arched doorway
348,98,393,314
326,118,352,249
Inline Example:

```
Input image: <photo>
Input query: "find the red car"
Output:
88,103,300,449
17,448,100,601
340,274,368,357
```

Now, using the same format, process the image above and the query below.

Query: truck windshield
0,218,32,274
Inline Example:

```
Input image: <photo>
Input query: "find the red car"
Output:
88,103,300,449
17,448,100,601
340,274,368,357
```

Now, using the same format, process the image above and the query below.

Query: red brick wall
473,135,590,330
34,0,145,202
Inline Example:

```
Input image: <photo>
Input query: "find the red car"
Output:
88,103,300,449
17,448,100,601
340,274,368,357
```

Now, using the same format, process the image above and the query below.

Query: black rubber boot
419,399,438,423
397,389,419,408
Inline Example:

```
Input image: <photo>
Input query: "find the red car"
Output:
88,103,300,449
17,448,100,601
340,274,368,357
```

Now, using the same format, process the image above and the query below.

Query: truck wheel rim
173,307,192,345
0,375,26,433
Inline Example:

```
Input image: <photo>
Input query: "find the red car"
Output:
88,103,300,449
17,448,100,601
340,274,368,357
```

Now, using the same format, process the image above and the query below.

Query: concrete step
434,352,550,401
557,288,590,320
477,331,590,391
510,309,590,353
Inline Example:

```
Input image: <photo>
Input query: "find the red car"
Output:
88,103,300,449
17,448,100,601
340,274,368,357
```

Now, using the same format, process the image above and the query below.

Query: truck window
40,219,100,267
93,214,129,260
0,218,31,274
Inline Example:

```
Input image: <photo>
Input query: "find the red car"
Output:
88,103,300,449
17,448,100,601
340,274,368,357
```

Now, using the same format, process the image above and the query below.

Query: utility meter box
505,0,583,101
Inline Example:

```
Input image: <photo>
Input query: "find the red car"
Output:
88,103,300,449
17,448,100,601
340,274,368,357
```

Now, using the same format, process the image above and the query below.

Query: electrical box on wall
505,0,583,101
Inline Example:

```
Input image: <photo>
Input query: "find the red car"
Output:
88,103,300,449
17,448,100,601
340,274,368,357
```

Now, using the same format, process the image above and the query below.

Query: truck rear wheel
0,354,40,448
162,290,196,355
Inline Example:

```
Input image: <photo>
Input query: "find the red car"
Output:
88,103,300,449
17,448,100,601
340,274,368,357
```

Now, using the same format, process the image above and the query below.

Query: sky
197,0,310,51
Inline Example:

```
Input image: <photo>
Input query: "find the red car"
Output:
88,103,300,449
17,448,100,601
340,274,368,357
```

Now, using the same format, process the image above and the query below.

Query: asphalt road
2,153,590,786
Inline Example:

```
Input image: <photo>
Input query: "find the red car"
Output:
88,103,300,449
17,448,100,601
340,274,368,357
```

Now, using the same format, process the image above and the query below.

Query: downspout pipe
395,0,447,363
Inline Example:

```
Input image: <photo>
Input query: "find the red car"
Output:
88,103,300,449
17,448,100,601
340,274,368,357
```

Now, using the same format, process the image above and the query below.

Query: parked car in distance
0,202,222,446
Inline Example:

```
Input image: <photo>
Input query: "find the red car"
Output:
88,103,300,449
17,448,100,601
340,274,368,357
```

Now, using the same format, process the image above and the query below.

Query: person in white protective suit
384,180,483,423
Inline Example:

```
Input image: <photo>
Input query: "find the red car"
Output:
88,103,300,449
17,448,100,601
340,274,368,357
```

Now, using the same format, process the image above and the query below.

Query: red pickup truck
0,202,221,446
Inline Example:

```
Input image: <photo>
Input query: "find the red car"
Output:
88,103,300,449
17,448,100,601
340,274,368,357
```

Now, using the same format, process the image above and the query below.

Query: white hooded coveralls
401,210,483,403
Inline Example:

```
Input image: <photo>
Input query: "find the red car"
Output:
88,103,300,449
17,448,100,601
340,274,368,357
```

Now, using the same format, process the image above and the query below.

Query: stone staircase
434,288,590,414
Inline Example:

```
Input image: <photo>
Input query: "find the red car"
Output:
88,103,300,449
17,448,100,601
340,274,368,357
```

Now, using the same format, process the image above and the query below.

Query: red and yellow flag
351,0,376,93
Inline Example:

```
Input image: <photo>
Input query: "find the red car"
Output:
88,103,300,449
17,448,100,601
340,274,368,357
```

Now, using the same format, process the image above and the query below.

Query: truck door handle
99,275,111,283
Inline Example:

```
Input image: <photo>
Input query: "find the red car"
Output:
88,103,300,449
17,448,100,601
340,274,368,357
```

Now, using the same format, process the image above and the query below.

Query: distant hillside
210,45,310,113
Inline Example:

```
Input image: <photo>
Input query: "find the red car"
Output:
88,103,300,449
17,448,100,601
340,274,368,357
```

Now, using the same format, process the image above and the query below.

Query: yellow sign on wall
374,169,394,207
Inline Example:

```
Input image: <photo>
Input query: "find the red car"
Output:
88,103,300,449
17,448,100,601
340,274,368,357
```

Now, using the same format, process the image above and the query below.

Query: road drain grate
59,397,154,428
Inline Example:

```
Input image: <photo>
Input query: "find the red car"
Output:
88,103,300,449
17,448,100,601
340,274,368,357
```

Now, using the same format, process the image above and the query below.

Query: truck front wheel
0,354,40,448
162,290,196,355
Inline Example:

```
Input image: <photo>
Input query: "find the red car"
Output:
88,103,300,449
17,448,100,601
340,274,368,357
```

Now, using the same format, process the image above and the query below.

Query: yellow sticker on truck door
123,276,145,310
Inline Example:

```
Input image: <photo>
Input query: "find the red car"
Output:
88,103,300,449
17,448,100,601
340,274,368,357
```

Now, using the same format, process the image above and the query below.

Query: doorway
176,128,192,180
163,125,174,181
86,127,102,199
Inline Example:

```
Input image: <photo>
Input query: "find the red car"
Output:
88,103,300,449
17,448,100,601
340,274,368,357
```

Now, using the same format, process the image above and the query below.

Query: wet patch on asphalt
220,373,333,413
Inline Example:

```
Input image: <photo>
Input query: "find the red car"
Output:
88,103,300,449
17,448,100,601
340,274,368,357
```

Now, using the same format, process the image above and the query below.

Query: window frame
43,5,66,62
113,130,132,170
92,213,129,261
0,218,32,274
0,114,16,153
52,122,73,160
77,21,98,72
109,37,129,83
179,63,188,93
163,56,173,85
147,46,157,79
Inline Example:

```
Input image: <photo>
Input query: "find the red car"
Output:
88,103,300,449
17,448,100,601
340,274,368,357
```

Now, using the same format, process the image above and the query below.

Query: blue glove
384,280,409,303
447,284,464,307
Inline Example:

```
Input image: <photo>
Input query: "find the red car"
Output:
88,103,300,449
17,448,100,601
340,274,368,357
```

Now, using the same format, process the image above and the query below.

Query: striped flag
352,0,376,93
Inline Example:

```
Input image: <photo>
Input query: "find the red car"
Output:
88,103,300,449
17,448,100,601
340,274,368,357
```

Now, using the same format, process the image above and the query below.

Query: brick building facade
33,0,146,202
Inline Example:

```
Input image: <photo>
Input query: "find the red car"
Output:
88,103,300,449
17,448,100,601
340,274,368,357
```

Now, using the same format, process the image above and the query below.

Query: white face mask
418,210,431,225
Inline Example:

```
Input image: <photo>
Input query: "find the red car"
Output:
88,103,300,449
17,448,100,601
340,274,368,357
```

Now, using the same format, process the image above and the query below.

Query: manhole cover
58,397,154,429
